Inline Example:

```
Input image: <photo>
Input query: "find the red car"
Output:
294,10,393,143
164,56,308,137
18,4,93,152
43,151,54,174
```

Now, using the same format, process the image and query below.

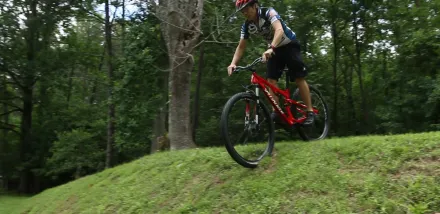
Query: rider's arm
267,8,284,48
230,39,247,65
270,20,284,48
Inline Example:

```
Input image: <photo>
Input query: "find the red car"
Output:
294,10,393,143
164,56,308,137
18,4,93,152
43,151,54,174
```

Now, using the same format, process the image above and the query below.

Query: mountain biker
227,0,315,126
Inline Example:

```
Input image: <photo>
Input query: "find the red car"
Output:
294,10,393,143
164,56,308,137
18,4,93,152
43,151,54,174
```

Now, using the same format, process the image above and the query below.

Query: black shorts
266,40,307,82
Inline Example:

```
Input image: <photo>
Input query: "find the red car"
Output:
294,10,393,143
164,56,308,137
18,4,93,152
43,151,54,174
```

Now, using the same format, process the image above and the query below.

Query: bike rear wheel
220,92,275,168
292,85,330,141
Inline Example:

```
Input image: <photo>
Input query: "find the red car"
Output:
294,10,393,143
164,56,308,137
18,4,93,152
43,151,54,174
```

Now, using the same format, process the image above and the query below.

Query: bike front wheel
220,92,275,168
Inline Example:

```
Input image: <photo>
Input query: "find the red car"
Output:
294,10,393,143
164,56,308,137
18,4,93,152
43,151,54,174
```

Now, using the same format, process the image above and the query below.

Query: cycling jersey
240,7,296,47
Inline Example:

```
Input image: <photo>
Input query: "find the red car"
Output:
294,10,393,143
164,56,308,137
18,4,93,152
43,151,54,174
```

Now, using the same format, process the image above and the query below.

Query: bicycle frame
250,71,319,126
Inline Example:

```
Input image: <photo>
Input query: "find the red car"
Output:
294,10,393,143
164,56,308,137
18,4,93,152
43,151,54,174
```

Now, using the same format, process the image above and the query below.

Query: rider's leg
267,78,279,111
285,41,315,126
296,76,314,126
266,46,285,123
295,77,313,112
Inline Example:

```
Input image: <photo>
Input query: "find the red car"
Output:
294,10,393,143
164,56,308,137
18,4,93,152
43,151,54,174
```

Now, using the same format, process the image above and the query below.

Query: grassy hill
0,195,26,214
2,132,440,214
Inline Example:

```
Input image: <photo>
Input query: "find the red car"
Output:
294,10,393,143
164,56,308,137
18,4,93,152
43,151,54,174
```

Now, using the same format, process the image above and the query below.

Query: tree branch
19,2,30,17
80,6,105,23
338,18,351,38
0,120,17,127
147,55,191,73
111,3,121,25
341,42,359,72
151,9,202,33
204,40,238,44
0,124,20,135
0,108,22,117
3,81,22,86
0,96,21,101
188,11,240,54
1,67,24,89
0,100,23,111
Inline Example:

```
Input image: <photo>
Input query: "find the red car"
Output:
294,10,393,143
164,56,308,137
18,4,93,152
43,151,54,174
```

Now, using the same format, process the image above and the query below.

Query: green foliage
45,128,104,178
114,13,167,160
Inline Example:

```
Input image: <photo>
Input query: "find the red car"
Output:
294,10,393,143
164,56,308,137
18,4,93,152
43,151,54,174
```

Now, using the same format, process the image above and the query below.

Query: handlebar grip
233,67,241,74
230,57,262,75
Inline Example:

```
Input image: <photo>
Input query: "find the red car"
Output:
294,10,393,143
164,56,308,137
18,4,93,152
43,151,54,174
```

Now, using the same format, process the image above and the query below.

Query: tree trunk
192,42,204,142
331,10,338,134
352,2,368,133
382,50,388,97
342,62,356,134
0,5,10,190
18,86,33,194
18,0,38,194
89,48,105,105
105,0,115,168
151,59,169,153
75,165,82,180
150,107,167,153
122,0,126,55
158,0,204,150
415,0,420,7
168,55,197,149
1,75,9,190
66,67,75,105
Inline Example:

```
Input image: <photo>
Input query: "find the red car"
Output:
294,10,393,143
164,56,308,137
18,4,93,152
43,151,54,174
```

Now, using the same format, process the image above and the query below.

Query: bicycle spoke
235,129,249,146
292,86,330,141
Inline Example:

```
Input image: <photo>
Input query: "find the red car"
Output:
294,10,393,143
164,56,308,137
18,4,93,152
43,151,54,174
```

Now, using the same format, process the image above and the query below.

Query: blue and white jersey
240,7,296,47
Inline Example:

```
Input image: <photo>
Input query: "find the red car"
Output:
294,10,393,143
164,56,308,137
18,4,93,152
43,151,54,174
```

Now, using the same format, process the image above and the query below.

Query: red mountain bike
220,57,330,168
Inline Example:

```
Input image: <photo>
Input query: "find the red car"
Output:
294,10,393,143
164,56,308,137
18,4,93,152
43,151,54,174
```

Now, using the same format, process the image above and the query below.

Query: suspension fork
255,86,259,124
244,85,260,126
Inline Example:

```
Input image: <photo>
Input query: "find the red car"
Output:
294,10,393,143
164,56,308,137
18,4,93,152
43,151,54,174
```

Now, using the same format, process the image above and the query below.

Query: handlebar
233,57,263,74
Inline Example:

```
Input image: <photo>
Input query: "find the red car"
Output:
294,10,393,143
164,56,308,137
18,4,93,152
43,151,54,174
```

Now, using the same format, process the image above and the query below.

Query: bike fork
255,86,259,124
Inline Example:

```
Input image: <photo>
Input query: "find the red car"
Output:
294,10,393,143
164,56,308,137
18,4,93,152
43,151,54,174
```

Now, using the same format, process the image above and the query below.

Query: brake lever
233,68,239,74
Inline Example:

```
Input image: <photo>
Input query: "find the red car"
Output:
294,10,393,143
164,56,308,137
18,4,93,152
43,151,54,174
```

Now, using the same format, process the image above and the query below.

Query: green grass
3,132,440,214
0,195,28,214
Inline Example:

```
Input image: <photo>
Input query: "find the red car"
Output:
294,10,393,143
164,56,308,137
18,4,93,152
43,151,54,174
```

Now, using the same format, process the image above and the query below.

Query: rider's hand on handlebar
227,64,236,76
262,49,274,63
